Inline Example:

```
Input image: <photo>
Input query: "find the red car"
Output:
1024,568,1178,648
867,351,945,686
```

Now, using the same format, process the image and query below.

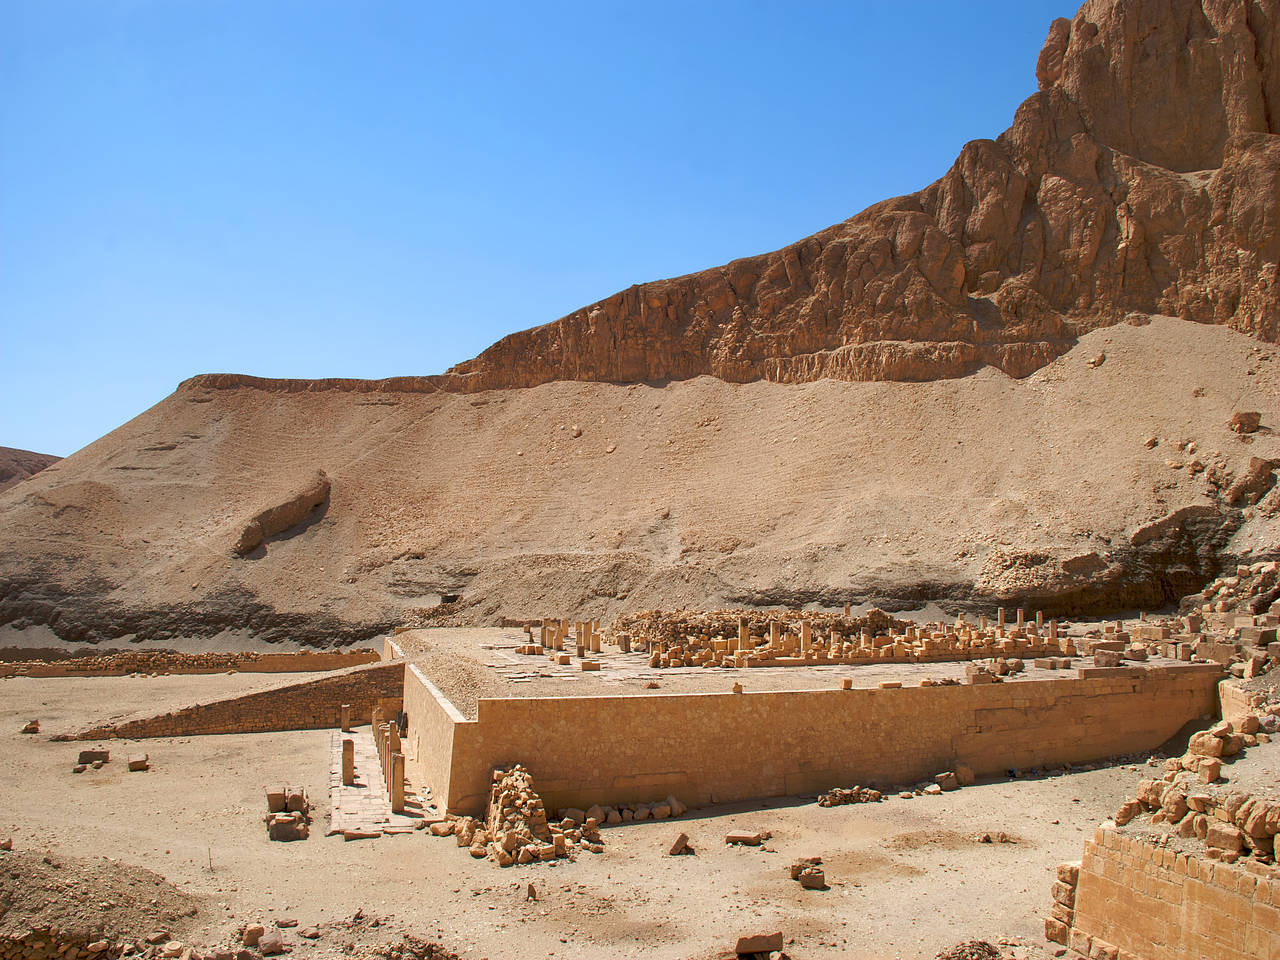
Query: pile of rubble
264,786,310,842
1181,560,1280,618
1112,698,1280,862
816,785,882,806
559,796,688,824
429,765,598,865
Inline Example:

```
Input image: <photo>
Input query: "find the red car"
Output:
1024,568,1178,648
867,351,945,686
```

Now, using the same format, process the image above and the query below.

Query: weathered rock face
433,0,1278,391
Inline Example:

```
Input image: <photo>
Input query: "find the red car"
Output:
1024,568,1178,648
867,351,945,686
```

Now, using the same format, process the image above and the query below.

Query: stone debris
816,785,883,806
733,931,783,956
788,857,826,889
1106,691,1280,864
265,786,310,842
667,832,693,856
934,942,1002,960
128,753,150,772
604,607,1074,669
78,749,109,765
427,764,604,865
21,720,38,734
725,831,771,846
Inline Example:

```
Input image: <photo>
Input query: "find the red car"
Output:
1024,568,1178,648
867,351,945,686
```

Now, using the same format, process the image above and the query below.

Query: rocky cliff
433,0,1278,390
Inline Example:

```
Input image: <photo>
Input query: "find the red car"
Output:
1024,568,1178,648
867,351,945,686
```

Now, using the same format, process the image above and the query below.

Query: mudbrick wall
74,661,404,740
405,662,1222,816
1062,826,1280,960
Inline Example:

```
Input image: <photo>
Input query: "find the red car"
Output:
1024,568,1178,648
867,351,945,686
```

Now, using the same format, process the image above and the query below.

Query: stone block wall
406,662,1222,816
1067,826,1280,960
75,661,404,740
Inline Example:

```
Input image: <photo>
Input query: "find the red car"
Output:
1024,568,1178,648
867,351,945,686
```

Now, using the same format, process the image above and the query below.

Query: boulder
241,927,264,948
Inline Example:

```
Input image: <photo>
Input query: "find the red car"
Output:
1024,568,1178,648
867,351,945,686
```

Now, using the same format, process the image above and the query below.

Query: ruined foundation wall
0,649,381,678
407,663,1222,816
1069,827,1280,960
76,661,404,739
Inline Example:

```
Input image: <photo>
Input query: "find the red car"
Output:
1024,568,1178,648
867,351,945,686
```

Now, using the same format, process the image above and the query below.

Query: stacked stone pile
817,785,882,806
559,796,688,825
1111,700,1280,863
264,786,310,842
429,765,597,865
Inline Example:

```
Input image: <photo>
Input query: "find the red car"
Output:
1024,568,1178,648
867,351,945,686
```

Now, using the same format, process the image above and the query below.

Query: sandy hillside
1,317,1278,645
1,0,1278,646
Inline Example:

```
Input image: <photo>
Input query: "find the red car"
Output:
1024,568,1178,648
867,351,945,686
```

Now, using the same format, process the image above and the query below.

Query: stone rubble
264,786,310,842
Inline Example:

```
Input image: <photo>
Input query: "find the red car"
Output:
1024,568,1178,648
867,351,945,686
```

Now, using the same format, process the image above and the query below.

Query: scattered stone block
78,749,109,765
128,753,149,772
257,929,285,956
935,771,959,791
735,932,783,956
21,720,38,734
725,831,769,846
668,832,693,856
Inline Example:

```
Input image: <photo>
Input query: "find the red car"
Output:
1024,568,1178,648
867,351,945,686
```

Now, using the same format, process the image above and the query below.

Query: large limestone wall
76,661,404,740
405,663,1222,816
1069,826,1280,960
404,663,464,811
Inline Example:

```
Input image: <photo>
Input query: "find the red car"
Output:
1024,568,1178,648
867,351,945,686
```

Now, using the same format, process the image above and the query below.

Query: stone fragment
78,749,109,764
725,831,769,846
128,754,149,772
935,771,959,791
299,928,320,940
668,832,692,856
21,720,38,734
734,932,783,955
1206,822,1245,854
1056,862,1079,885
257,929,284,956
1114,799,1142,826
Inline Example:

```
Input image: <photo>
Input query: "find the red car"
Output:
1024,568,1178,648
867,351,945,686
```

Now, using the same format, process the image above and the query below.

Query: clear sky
1,1,1072,457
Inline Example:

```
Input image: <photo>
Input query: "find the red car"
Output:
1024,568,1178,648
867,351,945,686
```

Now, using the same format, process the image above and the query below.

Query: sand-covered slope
3,0,1279,645
2,318,1279,644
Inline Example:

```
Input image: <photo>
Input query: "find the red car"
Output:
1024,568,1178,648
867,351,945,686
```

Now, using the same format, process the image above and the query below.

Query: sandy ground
0,672,1153,960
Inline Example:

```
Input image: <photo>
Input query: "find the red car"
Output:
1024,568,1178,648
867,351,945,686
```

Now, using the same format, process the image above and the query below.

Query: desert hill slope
0,447,60,493
2,0,1279,646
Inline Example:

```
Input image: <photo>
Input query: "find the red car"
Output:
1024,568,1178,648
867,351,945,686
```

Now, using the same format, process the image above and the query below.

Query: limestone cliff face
437,0,1279,390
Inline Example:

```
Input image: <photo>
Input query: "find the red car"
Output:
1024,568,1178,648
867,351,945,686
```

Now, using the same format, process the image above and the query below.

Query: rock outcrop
430,0,1277,391
233,470,331,556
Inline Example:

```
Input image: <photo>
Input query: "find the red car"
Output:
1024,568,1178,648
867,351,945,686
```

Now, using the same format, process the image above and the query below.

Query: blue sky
1,1,1071,457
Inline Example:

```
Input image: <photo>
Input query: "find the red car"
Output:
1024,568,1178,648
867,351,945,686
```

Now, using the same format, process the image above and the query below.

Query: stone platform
326,728,436,838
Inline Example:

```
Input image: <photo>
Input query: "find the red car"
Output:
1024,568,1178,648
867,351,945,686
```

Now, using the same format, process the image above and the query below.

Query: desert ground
0,664,1179,960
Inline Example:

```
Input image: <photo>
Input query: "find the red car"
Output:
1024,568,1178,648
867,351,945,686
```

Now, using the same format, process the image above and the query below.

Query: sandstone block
1044,918,1068,945
726,831,768,846
1198,758,1222,782
1051,880,1076,908
242,925,264,948
1056,862,1080,885
1206,822,1245,853
734,932,783,955
935,772,959,791
127,754,149,772
668,832,692,856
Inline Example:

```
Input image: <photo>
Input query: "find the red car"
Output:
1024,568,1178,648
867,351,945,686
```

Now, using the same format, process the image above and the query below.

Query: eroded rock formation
430,0,1278,391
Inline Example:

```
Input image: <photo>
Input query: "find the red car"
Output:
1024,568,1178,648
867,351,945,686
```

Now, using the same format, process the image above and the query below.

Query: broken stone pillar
770,621,781,648
801,622,812,653
390,753,405,813
737,617,749,653
340,703,351,732
843,603,851,616
1036,610,1044,630
619,633,631,653
1017,608,1026,631
342,738,354,786
590,630,601,654
539,623,548,648
1049,620,1058,642
980,615,988,631
997,607,1006,629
